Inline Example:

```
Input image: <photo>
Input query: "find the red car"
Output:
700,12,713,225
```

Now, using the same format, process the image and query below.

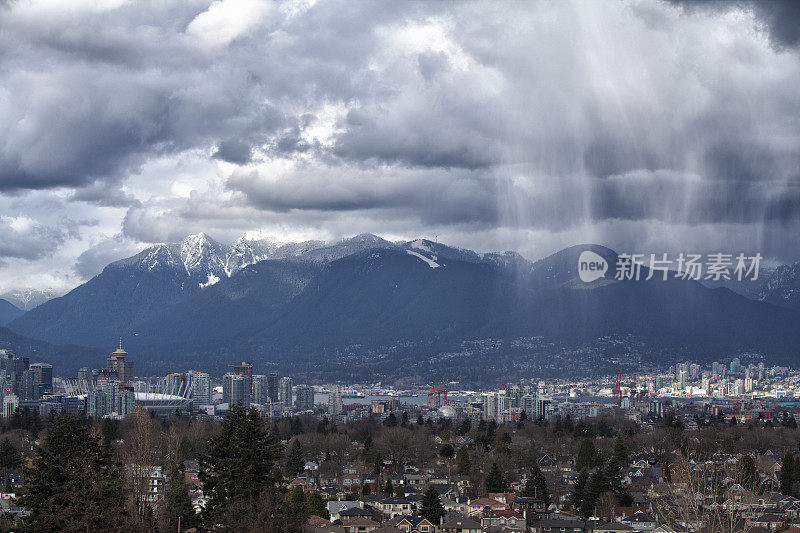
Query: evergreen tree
394,485,405,498
485,461,507,493
576,438,601,471
781,452,794,495
457,451,472,476
19,414,128,532
439,443,455,459
420,485,445,524
361,483,371,496
161,465,200,532
373,452,384,476
0,437,21,486
737,454,759,491
612,436,628,466
307,492,329,519
522,463,550,506
285,486,308,520
401,412,409,427
417,414,425,425
199,404,283,525
285,439,305,477
384,413,398,427
570,469,589,511
580,470,608,518
457,418,471,435
384,478,393,495
363,434,372,454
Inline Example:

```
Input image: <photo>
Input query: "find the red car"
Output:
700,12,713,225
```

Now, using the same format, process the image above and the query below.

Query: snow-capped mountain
757,261,800,310
0,288,59,311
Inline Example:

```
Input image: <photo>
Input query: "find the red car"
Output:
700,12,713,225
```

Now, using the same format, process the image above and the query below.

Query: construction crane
612,369,622,406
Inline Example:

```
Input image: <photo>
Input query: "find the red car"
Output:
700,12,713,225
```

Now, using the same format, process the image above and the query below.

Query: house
531,518,587,532
513,496,550,523
390,515,437,533
441,516,482,533
377,497,413,518
342,517,380,533
752,513,785,531
340,506,375,521
481,509,526,531
465,497,507,517
589,521,632,532
328,501,362,521
620,511,656,532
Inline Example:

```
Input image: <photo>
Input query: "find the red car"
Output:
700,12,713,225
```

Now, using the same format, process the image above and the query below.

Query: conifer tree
285,485,308,520
485,461,507,493
307,492,329,519
161,465,200,532
780,452,794,495
576,438,601,471
395,484,405,498
285,439,305,477
421,485,445,524
0,437,21,486
384,477,393,495
612,436,628,466
19,414,128,532
199,403,283,525
457,451,472,476
522,463,550,506
737,454,759,491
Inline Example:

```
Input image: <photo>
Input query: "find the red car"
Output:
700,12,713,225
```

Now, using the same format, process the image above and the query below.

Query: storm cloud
0,0,798,292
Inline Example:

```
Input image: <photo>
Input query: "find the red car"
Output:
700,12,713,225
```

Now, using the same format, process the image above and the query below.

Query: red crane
612,369,622,405
427,373,449,408
437,381,449,407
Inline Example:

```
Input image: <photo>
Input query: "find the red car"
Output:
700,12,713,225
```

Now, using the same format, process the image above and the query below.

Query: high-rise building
87,389,107,418
268,372,279,403
20,369,40,401
279,377,293,409
188,371,211,406
3,394,18,419
252,375,269,405
328,385,342,415
30,363,53,395
295,385,314,412
78,367,91,386
104,380,135,417
233,362,253,378
107,340,134,382
223,373,251,407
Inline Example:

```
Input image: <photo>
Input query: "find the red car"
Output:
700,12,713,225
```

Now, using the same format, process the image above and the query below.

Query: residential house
342,517,380,533
481,509,526,531
377,497,413,518
620,511,657,532
531,518,587,532
390,515,437,533
465,497,507,517
440,516,482,533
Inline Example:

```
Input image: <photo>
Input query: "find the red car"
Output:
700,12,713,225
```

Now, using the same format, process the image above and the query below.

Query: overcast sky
0,0,798,293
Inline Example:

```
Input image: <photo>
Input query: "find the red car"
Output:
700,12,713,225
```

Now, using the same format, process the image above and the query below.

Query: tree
19,414,129,532
285,486,308,520
199,404,284,525
373,452,384,476
522,463,550,506
736,454,759,491
307,492,329,519
0,437,21,486
417,414,424,426
384,413,397,427
161,464,200,532
401,412,409,427
781,452,794,495
285,439,305,477
580,470,608,518
384,478,393,496
439,443,455,459
457,451,472,476
485,462,507,493
612,436,628,466
576,438,601,471
394,485,406,498
570,469,589,511
421,485,445,524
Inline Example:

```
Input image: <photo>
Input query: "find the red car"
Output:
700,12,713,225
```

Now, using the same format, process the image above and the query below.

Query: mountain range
4,233,800,377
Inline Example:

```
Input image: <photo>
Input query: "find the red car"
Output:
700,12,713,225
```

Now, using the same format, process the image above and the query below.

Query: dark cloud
212,139,253,164
667,0,800,48
0,217,67,260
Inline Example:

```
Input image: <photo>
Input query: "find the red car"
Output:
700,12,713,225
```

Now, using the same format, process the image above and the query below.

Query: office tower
223,373,250,407
328,385,342,415
87,389,107,418
252,375,269,405
30,363,53,395
189,371,211,406
268,372,279,403
233,361,253,378
20,369,40,401
78,367,91,386
295,385,314,412
279,377,293,409
107,340,134,382
104,380,134,416
3,394,18,418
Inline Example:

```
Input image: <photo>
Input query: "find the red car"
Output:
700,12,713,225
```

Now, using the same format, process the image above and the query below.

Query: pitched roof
441,516,482,528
